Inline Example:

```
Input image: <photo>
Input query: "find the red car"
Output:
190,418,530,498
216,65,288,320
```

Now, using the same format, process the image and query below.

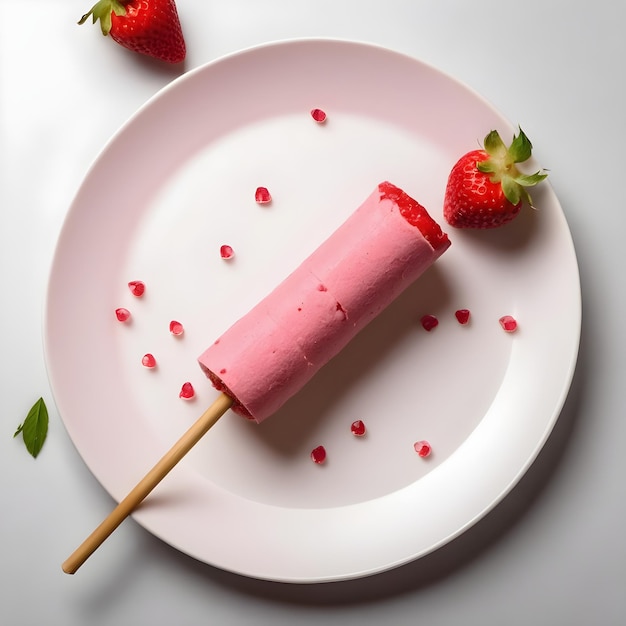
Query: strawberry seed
499,315,518,332
310,108,327,123
115,308,131,322
169,320,184,336
128,280,145,297
414,440,432,458
141,354,156,368
220,245,234,260
351,419,366,437
455,309,471,324
255,187,272,204
179,382,195,400
421,314,438,331
311,445,327,464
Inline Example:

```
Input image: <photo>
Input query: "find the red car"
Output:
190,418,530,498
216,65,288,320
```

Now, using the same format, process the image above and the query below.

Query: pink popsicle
198,181,450,422
62,181,450,574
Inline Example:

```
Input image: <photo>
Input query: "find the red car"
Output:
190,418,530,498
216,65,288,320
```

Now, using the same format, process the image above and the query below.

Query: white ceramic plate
45,39,580,583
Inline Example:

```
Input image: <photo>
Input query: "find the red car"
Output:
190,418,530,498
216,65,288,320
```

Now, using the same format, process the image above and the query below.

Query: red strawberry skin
443,149,521,229
443,128,547,230
79,0,186,63
110,0,185,63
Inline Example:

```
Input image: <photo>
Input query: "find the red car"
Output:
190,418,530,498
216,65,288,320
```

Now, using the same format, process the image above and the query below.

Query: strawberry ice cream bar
198,181,450,422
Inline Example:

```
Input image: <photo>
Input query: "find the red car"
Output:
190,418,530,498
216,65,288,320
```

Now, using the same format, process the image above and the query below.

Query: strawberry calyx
476,128,548,208
78,0,128,36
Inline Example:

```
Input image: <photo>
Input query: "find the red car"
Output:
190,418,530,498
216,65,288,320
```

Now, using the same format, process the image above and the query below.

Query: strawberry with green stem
443,128,548,229
79,0,186,64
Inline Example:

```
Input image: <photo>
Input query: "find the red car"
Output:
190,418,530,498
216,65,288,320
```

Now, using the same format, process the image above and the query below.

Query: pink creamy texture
198,182,450,422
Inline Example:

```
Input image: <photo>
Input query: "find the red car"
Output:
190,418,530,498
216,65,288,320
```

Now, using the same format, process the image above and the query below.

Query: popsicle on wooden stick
62,181,450,574
199,181,450,421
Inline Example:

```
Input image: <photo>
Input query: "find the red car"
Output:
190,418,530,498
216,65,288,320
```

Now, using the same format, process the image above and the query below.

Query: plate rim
44,37,581,583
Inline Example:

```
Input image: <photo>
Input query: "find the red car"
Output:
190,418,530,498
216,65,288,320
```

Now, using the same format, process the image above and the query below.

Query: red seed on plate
499,315,518,332
115,307,131,322
128,280,145,297
351,419,366,437
421,314,438,331
254,186,272,204
455,309,471,324
141,353,156,368
169,320,184,336
310,108,327,123
179,382,195,399
414,440,432,458
220,245,234,260
311,445,327,464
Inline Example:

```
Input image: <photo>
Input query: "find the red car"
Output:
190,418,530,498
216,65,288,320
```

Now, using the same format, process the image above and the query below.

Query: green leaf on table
14,397,49,458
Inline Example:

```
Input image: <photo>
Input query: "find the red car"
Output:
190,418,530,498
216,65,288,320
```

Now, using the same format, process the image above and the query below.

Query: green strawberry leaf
501,176,522,206
14,398,49,458
476,159,497,174
78,0,128,36
515,171,549,187
508,128,533,163
473,127,548,213
483,130,507,157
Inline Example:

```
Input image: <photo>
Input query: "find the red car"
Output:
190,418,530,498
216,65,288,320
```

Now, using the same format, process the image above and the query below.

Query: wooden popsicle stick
62,392,234,574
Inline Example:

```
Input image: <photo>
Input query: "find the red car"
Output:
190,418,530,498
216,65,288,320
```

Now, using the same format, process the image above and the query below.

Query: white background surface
1,1,623,624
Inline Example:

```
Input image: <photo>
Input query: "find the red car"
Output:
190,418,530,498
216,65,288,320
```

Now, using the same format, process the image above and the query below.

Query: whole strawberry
79,0,186,64
443,128,547,229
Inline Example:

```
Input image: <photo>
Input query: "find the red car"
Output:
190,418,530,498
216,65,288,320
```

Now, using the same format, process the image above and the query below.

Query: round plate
45,39,580,582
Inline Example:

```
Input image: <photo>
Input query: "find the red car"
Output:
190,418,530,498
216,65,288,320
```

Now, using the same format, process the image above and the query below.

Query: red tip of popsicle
378,181,450,253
